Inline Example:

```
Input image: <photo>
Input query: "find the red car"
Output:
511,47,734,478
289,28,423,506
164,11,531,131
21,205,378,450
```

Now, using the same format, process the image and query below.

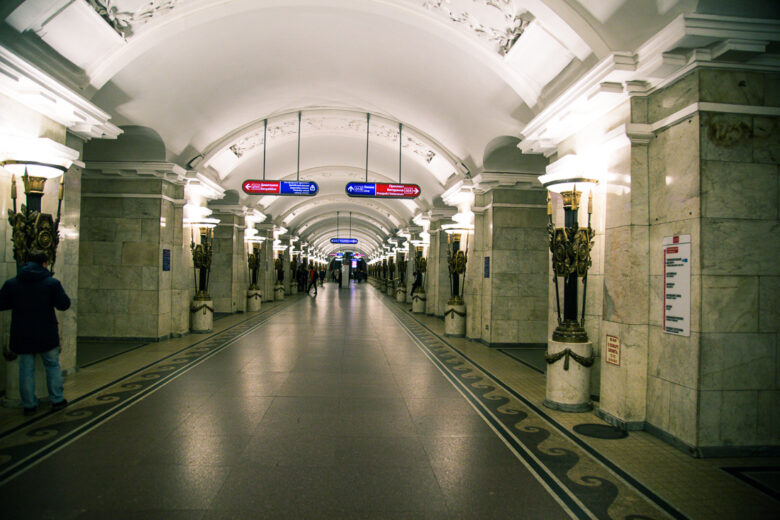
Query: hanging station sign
345,182,421,199
242,180,319,196
331,238,358,244
662,234,691,337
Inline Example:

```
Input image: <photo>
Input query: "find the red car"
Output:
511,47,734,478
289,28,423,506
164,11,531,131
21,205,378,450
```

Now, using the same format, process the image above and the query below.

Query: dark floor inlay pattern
0,299,299,485
380,297,682,520
721,466,780,501
574,424,629,440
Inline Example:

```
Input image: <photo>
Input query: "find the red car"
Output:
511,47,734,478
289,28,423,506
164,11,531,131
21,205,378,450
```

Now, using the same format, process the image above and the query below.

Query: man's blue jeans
18,348,64,409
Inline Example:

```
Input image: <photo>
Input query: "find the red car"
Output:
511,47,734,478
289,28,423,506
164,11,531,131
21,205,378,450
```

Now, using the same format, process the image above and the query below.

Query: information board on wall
663,234,691,336
605,335,620,366
484,256,490,278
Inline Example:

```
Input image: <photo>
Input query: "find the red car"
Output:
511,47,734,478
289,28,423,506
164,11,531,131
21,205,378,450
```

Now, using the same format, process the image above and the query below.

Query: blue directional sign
345,182,376,196
331,238,358,244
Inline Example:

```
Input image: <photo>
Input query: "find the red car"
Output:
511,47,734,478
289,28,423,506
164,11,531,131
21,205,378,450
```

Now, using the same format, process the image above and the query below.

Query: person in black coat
0,250,71,415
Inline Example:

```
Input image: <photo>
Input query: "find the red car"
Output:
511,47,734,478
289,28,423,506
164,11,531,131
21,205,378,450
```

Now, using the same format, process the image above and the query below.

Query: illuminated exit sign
243,180,319,196
345,182,421,199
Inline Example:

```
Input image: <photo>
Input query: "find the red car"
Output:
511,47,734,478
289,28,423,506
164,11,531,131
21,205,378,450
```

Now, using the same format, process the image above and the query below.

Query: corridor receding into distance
0,0,778,518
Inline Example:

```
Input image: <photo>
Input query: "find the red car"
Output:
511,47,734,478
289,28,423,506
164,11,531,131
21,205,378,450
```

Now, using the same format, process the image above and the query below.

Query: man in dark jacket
0,250,71,415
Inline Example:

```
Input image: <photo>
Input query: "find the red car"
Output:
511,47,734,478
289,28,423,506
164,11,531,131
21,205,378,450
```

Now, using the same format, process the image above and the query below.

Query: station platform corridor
0,282,777,520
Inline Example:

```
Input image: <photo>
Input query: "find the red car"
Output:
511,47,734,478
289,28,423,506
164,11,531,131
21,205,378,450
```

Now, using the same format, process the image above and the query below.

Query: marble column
208,209,247,314
257,224,275,302
425,211,455,317
78,172,187,341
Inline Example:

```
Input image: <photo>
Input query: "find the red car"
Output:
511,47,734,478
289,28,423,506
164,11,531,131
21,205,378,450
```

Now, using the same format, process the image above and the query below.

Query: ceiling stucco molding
86,0,178,39
82,160,186,183
518,13,780,156
420,0,532,56
199,108,466,185
0,46,121,140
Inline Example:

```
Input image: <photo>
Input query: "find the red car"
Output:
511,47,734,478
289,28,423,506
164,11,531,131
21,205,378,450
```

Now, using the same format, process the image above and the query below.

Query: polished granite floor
0,282,777,519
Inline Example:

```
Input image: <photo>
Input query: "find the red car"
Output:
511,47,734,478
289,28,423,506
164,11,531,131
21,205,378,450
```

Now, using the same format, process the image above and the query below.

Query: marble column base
412,291,427,314
396,285,406,303
191,298,214,334
290,285,298,295
544,340,593,412
444,302,466,337
247,289,262,312
274,284,285,301
3,356,49,408
380,280,387,292
386,281,395,297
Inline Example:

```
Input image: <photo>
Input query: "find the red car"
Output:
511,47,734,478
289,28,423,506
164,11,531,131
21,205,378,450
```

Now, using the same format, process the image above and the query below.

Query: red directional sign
376,183,420,197
242,180,318,196
345,182,421,199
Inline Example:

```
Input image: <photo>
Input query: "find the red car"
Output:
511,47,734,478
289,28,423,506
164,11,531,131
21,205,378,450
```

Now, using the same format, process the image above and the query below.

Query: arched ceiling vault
6,0,754,251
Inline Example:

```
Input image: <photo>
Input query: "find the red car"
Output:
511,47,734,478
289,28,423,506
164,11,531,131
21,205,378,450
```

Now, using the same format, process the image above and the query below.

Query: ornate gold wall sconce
3,160,69,272
539,166,597,343
442,223,473,305
185,218,219,301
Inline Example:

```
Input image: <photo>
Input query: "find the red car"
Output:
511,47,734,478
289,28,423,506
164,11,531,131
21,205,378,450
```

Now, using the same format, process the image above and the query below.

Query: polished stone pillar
208,209,248,314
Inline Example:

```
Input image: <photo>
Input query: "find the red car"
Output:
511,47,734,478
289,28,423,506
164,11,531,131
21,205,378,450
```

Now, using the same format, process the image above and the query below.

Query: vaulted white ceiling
5,0,776,258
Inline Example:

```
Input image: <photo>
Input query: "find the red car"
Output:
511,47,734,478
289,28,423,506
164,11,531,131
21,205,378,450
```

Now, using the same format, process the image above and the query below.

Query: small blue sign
345,182,376,196
331,238,358,244
280,181,318,195
162,249,171,271
484,256,490,278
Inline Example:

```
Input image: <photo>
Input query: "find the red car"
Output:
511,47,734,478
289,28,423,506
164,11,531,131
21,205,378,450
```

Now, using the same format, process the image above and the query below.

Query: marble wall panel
631,96,648,124
631,144,650,226
701,219,779,276
121,198,161,219
491,319,519,343
720,390,759,446
603,225,649,324
648,71,699,123
757,390,779,444
759,276,779,332
753,117,780,164
648,328,700,388
121,241,158,266
700,112,753,163
767,73,780,107
701,160,776,219
668,383,698,446
648,115,701,224
697,389,721,445
492,207,547,228
701,276,758,332
517,320,547,343
698,69,765,106
599,321,649,423
646,376,672,432
699,333,775,390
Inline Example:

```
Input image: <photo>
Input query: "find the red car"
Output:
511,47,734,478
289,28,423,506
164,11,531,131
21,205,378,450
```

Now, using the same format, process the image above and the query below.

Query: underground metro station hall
0,1,778,519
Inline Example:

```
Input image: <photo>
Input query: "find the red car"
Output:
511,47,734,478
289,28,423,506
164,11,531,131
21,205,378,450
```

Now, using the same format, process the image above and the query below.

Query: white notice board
663,235,691,336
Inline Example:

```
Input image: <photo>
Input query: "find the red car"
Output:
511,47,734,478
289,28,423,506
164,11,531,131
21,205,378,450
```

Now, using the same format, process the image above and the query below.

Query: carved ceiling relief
419,0,532,56
228,116,437,164
87,0,177,39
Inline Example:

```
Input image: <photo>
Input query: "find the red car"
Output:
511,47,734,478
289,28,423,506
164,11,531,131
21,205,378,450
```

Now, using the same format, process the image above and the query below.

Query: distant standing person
319,268,325,286
337,268,342,288
308,266,318,296
0,250,71,415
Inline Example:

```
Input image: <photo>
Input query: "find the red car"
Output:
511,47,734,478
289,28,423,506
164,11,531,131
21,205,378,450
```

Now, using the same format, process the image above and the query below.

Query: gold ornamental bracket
3,155,73,271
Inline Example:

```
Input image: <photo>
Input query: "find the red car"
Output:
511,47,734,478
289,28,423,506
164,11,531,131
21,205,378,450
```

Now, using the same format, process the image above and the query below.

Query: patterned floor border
380,297,688,520
0,297,301,485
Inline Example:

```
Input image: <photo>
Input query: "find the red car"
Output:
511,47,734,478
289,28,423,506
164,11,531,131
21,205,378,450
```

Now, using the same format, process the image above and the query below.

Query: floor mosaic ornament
382,300,687,520
0,298,299,485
